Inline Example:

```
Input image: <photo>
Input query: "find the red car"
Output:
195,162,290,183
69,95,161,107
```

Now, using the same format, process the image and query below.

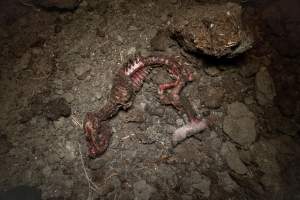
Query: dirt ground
0,0,300,199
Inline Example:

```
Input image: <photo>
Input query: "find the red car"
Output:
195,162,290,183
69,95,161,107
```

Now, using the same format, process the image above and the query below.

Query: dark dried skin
83,55,201,158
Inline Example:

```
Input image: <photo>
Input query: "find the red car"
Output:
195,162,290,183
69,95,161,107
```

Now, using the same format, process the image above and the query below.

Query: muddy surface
0,0,300,200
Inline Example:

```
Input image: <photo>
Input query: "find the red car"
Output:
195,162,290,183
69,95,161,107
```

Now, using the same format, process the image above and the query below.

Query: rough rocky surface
0,0,300,199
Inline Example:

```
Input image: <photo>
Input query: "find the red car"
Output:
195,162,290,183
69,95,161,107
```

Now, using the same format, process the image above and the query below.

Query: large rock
223,102,256,146
169,2,253,57
255,67,276,106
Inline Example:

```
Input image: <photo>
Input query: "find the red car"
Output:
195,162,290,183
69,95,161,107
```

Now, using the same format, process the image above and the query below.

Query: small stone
223,102,256,146
204,66,221,77
65,141,76,161
42,166,52,177
128,25,138,31
255,67,276,106
63,92,75,103
74,63,92,80
55,89,64,95
127,47,136,56
203,87,225,109
227,102,255,118
150,29,171,51
95,91,102,100
133,180,156,200
221,142,248,174
117,35,124,43
244,96,255,105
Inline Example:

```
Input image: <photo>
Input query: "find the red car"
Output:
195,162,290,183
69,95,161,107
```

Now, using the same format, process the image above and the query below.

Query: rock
150,29,172,51
204,66,221,77
244,96,255,105
43,97,71,121
169,2,253,57
128,25,138,31
63,92,75,103
117,35,124,43
127,47,136,56
94,91,102,100
226,102,255,118
203,87,225,109
255,67,276,106
33,0,81,10
217,171,239,192
133,180,156,200
74,63,92,80
221,142,248,174
181,171,211,198
65,141,76,161
223,102,256,146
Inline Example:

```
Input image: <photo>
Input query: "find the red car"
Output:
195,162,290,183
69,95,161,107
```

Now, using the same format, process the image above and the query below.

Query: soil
0,0,300,200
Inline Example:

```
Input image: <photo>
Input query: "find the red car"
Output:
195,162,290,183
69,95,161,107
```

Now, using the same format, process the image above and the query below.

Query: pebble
63,92,75,103
74,63,92,80
203,87,225,109
223,102,256,146
133,180,156,200
128,25,138,31
53,117,66,129
117,35,124,43
221,142,248,174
